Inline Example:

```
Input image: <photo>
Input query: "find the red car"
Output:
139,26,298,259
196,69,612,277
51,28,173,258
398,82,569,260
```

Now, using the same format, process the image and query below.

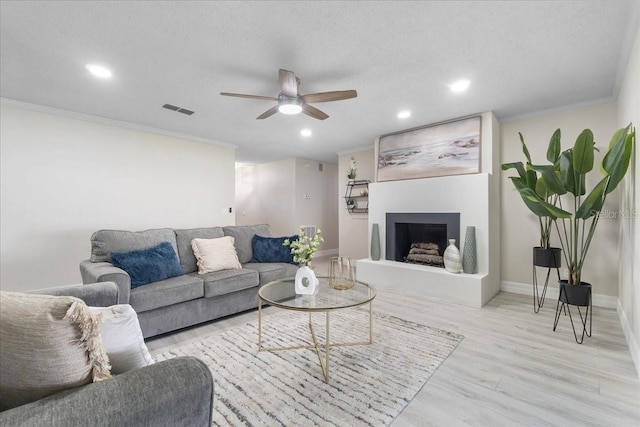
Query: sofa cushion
90,228,178,263
110,242,184,288
190,269,259,298
251,234,298,264
191,236,242,274
223,224,272,263
0,292,111,411
129,275,204,313
175,227,224,273
88,305,155,375
243,262,299,286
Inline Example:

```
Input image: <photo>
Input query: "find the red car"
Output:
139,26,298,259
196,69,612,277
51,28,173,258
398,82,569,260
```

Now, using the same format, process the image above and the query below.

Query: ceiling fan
220,69,357,120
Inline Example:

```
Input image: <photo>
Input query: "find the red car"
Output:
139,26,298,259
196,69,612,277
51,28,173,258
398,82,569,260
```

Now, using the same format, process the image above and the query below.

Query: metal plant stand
532,247,562,313
553,284,592,344
532,264,560,313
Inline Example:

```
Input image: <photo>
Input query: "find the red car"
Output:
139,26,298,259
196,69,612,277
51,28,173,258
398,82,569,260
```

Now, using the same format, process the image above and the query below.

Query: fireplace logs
405,243,444,267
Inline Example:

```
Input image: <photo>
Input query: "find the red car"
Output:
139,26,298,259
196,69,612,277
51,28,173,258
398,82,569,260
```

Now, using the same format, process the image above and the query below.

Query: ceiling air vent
162,104,194,115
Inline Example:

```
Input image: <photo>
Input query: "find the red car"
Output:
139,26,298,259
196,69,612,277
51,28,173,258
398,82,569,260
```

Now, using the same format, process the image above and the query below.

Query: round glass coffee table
258,276,376,381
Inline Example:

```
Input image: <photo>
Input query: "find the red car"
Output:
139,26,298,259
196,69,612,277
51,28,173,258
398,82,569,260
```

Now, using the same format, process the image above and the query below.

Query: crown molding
336,144,375,156
0,98,237,149
499,96,617,124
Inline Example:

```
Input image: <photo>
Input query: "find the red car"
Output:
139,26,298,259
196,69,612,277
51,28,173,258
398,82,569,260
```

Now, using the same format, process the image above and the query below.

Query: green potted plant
511,124,635,342
503,131,564,312
524,124,634,283
502,130,563,267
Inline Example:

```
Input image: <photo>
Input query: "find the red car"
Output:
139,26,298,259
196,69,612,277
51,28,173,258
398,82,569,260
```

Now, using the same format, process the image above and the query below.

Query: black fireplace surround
386,212,460,265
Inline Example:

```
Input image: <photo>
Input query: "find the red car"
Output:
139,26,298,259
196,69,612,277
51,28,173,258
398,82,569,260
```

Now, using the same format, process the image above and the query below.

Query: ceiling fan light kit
220,69,357,120
278,98,302,115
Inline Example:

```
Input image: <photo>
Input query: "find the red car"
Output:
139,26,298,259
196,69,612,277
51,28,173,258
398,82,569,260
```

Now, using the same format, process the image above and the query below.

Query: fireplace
386,212,460,267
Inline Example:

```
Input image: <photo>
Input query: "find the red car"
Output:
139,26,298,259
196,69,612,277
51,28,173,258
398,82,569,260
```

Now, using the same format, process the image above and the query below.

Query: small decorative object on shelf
370,223,381,261
344,180,370,213
284,227,324,295
443,239,462,273
329,256,355,290
347,156,357,180
462,226,477,274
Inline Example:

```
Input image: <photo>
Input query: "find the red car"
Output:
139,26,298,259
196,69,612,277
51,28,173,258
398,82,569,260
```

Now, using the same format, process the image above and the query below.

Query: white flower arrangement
283,227,324,267
347,156,357,180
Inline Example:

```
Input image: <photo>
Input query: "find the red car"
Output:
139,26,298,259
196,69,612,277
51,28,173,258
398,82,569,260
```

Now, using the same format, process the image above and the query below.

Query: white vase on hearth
443,239,462,273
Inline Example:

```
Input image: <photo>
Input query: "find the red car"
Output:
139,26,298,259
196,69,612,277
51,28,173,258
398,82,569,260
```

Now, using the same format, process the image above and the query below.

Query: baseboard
316,248,339,258
617,300,640,382
500,280,618,309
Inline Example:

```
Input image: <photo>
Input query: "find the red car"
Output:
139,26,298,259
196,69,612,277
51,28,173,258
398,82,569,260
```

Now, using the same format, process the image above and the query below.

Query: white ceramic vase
295,265,319,295
443,239,462,274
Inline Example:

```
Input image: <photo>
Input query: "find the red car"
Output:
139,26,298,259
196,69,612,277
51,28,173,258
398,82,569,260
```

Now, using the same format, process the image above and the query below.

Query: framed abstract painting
377,115,481,182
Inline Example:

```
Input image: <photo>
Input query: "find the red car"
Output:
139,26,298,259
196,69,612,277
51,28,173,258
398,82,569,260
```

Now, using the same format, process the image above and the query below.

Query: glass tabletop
259,276,376,311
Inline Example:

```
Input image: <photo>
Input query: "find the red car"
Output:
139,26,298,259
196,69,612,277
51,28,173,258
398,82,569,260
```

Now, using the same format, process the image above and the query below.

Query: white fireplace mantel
356,111,501,308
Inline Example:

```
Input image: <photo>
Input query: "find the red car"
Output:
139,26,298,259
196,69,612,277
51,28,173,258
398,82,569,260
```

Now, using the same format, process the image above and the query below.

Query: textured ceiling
1,1,638,164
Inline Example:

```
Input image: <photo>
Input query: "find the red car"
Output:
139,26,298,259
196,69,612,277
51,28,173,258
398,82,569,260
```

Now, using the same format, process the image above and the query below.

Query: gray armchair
0,282,214,427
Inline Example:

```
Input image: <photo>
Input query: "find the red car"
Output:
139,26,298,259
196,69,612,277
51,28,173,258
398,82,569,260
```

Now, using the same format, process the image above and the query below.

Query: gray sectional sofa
0,282,213,427
80,224,297,338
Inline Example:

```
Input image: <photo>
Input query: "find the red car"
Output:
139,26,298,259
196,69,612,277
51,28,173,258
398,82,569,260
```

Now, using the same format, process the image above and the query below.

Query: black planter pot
531,247,562,313
554,280,592,344
558,280,591,306
533,247,562,268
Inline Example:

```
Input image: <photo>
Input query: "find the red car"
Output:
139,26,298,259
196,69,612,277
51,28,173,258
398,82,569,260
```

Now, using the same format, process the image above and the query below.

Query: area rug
154,309,463,426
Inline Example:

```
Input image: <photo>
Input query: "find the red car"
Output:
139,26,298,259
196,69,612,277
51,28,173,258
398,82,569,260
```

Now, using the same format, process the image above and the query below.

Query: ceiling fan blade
301,90,357,103
279,69,298,97
256,105,279,120
220,92,278,101
301,104,329,120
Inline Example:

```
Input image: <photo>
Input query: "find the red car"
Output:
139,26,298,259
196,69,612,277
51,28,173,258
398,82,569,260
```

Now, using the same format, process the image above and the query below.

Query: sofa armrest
0,357,214,427
28,282,119,307
80,260,130,303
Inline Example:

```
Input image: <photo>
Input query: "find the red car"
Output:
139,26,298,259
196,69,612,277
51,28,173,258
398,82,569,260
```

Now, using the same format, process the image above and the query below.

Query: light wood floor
146,258,640,426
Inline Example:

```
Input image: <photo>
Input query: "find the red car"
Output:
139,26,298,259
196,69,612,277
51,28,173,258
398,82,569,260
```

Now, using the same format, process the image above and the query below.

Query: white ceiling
1,1,638,164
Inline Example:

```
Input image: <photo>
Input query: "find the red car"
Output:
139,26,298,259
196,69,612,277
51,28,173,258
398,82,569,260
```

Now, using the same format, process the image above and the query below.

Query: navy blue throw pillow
251,235,299,264
110,242,184,288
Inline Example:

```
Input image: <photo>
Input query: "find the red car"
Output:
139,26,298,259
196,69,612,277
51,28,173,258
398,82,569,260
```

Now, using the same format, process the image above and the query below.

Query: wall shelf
344,179,370,213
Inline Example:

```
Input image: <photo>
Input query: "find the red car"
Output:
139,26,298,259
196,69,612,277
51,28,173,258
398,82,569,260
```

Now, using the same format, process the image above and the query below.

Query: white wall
0,104,236,291
235,159,296,235
235,157,339,252
616,25,640,378
338,148,375,259
294,158,339,251
320,161,340,252
500,103,620,297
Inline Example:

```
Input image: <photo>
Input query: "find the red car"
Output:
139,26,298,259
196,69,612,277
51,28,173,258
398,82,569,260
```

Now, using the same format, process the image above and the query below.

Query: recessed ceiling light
397,110,411,119
86,64,112,79
449,79,470,93
300,129,312,137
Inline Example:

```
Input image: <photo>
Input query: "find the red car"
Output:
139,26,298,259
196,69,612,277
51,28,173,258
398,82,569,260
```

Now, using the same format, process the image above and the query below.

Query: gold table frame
258,277,376,382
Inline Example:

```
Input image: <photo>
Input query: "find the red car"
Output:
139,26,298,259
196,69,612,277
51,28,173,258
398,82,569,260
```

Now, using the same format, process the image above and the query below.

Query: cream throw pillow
191,236,242,274
0,292,111,411
89,305,155,375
